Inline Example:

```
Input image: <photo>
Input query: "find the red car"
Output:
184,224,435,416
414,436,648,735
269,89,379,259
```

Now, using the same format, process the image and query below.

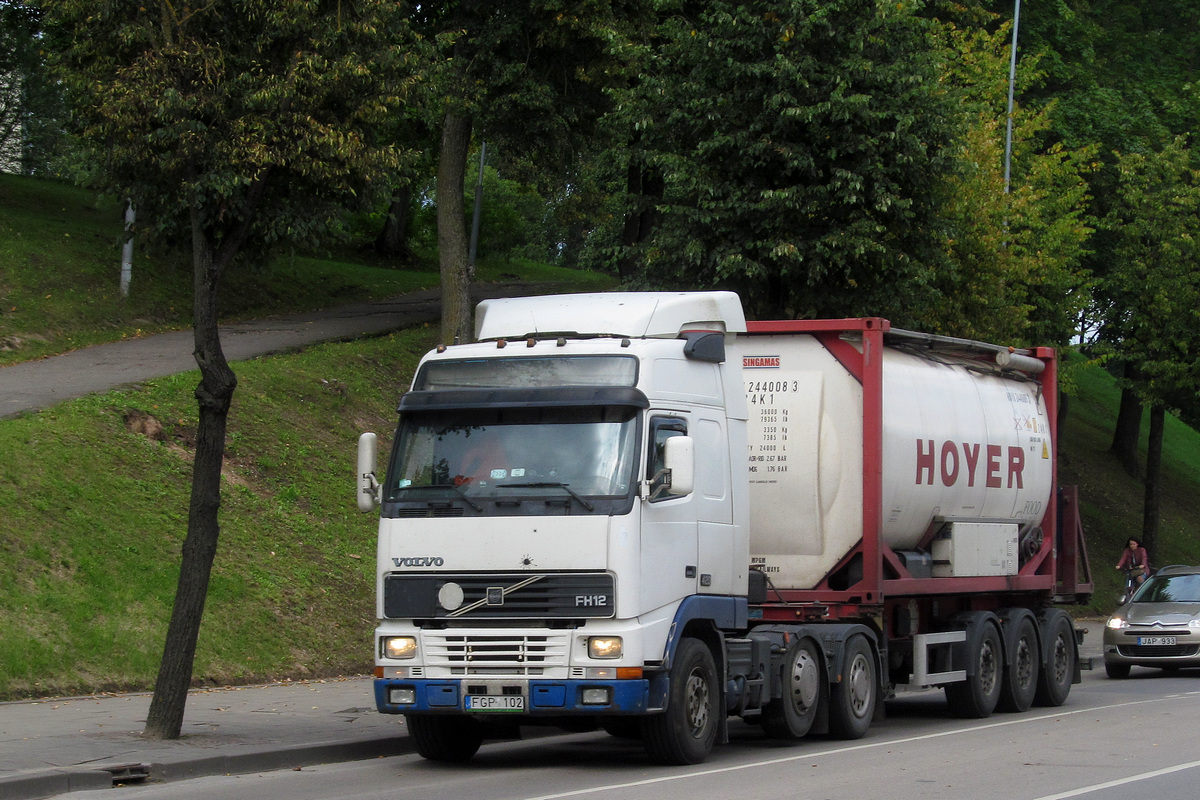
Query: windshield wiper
423,483,484,512
503,482,595,511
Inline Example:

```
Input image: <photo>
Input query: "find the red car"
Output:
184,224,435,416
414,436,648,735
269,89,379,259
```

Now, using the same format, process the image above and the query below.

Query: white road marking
1029,758,1200,800
521,692,1200,800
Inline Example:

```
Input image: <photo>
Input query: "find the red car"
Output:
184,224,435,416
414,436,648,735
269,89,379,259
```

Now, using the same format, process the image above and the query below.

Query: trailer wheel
828,635,876,740
406,715,483,762
946,621,1002,718
998,615,1040,713
644,637,720,764
1034,611,1075,706
762,637,822,740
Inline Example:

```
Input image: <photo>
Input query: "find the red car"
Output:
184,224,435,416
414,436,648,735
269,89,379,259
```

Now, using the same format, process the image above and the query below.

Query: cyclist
1115,537,1150,592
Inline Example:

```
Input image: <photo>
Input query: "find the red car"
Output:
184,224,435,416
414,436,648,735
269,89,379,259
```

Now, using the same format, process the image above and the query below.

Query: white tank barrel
736,335,1052,590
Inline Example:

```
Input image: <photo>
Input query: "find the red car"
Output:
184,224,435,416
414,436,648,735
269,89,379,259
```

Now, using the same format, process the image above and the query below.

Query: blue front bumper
375,678,650,715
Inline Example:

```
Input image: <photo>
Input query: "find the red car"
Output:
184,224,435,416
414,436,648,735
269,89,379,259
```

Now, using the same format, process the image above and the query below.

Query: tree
1098,137,1200,559
45,0,424,739
607,0,960,321
415,1,630,343
920,18,1094,346
990,0,1200,450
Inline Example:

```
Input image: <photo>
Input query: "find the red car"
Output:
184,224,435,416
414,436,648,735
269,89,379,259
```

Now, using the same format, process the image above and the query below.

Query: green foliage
44,0,427,259
611,0,960,321
1097,137,1200,405
920,19,1095,346
419,1,627,170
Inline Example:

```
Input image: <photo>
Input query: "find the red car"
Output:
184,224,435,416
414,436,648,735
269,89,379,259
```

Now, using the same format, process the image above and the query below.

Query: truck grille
422,631,571,672
383,572,614,619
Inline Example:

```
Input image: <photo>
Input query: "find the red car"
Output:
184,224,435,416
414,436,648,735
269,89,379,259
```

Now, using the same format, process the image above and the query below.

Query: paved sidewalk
0,678,411,800
0,283,538,418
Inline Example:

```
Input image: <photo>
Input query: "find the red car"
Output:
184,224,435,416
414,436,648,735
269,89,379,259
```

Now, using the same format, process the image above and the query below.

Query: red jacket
1117,546,1150,575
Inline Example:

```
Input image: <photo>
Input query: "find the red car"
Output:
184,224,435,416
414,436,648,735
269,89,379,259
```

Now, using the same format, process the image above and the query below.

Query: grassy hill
1,174,1198,700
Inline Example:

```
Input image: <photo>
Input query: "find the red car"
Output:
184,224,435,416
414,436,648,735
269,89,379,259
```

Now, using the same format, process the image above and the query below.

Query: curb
0,735,413,800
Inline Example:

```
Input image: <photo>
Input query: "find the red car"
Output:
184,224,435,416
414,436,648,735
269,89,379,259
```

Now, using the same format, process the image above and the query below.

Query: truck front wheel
762,637,822,740
828,635,876,739
644,637,720,764
406,715,483,762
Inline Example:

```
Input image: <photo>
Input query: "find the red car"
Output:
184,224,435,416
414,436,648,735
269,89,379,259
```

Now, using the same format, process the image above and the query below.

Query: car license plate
466,695,525,711
1136,635,1177,646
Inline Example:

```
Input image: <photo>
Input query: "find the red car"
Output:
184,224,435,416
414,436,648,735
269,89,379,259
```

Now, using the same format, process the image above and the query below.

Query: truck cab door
640,415,700,611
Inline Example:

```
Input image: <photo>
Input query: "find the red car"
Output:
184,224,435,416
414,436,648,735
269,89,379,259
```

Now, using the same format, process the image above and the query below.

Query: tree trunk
374,183,414,265
143,210,238,740
437,110,473,346
618,158,662,281
1141,404,1164,565
1110,362,1142,477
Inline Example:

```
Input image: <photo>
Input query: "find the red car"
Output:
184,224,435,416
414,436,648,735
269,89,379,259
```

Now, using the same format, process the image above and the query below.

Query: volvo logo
391,556,445,567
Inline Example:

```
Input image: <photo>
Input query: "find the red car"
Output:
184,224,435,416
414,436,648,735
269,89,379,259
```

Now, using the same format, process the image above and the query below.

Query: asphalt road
55,666,1200,800
0,284,539,418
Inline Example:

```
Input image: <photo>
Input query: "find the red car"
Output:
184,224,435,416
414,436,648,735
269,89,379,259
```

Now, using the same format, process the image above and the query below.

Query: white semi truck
356,291,1092,764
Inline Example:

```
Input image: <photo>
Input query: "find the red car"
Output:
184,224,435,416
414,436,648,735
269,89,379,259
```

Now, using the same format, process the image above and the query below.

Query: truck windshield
384,404,639,515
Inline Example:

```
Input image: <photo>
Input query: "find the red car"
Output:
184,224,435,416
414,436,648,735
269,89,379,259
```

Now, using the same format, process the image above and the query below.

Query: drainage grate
102,763,151,785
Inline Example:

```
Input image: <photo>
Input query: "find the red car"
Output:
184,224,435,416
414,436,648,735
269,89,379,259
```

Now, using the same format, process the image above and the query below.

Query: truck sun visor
397,385,650,413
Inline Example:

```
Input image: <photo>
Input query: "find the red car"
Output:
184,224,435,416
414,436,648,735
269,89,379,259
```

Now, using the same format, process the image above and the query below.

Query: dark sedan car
1104,565,1200,679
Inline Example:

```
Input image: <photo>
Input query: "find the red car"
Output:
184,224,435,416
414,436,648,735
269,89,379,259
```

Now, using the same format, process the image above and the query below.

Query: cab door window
647,416,687,501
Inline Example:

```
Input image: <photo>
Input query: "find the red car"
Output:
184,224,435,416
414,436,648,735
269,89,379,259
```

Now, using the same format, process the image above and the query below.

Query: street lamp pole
1004,0,1022,194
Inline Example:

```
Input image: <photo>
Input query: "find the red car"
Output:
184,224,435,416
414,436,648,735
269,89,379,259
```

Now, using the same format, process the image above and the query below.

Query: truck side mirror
662,435,694,497
357,432,381,511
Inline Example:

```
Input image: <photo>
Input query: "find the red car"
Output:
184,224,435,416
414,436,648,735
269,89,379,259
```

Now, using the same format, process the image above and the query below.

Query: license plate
466,695,525,711
1136,636,1177,646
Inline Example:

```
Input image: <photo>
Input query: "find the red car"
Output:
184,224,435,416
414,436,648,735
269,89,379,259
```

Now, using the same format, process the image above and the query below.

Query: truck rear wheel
828,635,875,740
1034,611,1075,706
946,621,1002,718
406,715,483,762
998,615,1040,713
643,637,720,764
762,637,822,740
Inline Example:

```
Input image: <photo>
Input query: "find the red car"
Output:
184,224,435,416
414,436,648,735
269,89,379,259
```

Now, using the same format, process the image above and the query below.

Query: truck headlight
382,636,418,659
588,636,623,659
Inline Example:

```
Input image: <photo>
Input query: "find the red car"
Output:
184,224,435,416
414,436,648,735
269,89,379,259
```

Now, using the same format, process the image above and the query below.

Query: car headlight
382,636,418,659
1189,619,1200,629
1106,616,1128,630
588,636,623,659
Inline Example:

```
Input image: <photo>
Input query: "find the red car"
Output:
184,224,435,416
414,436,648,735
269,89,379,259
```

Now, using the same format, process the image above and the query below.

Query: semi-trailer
356,291,1092,764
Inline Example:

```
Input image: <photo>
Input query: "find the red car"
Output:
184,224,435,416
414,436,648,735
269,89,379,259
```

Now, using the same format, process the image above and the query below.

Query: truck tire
828,635,876,739
946,621,1002,718
762,637,822,740
998,614,1040,713
1034,611,1075,706
406,715,483,762
643,637,720,764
